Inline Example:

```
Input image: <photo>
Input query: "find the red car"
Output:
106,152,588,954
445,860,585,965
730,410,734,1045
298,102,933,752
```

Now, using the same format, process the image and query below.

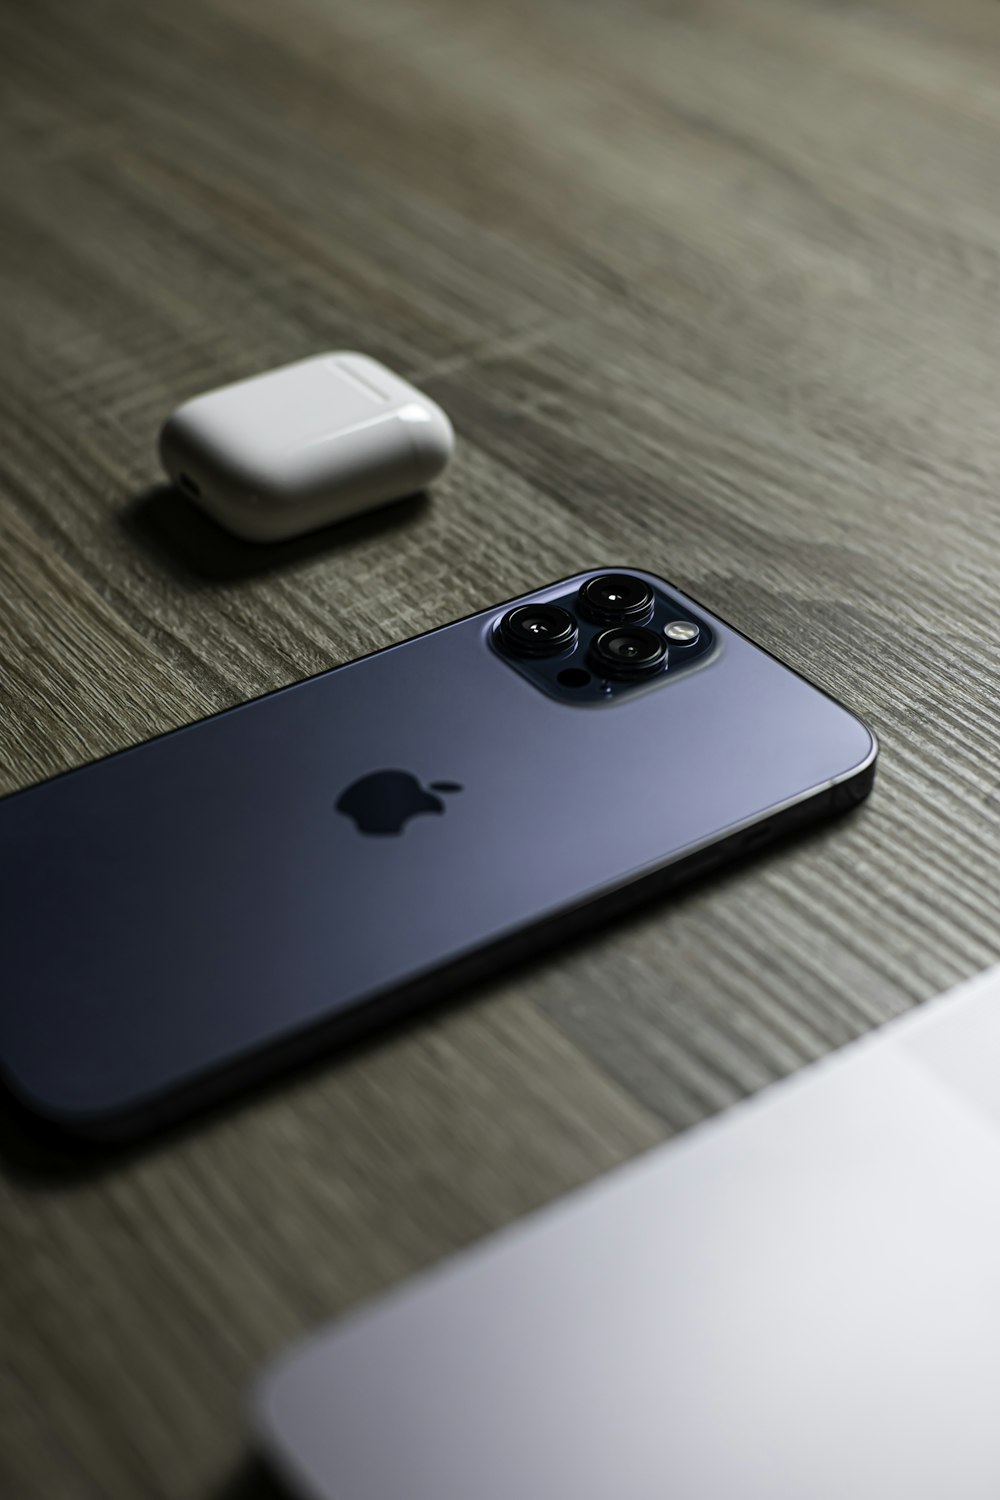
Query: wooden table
4,0,1000,1493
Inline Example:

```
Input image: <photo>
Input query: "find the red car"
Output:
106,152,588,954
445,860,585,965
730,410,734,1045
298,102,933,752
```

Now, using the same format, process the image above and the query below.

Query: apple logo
336,769,463,836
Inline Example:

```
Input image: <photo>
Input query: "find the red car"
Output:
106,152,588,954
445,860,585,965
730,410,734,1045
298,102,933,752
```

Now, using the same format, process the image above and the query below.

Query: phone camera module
578,573,655,625
496,603,578,658
589,625,667,680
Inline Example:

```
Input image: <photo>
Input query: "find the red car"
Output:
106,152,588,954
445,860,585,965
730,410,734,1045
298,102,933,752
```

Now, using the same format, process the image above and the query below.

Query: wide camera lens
496,603,578,657
578,573,655,625
589,625,667,680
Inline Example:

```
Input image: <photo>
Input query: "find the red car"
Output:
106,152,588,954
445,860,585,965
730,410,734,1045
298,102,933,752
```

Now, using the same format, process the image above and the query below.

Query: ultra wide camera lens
578,573,655,625
496,603,578,657
589,625,667,680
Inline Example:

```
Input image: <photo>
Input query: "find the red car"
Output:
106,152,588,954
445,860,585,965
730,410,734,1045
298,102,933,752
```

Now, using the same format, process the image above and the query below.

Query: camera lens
578,573,655,625
589,626,668,680
496,603,578,657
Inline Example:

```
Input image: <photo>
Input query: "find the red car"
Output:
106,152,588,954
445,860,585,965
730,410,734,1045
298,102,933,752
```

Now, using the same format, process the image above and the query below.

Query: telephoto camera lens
589,625,668,680
496,603,578,658
578,573,655,625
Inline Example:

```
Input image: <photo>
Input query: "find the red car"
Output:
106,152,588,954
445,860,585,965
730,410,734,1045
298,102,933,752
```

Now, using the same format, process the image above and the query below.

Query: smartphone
0,570,876,1138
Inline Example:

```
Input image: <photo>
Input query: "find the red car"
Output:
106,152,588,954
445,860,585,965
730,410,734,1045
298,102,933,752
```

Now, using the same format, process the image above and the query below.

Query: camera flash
663,620,700,646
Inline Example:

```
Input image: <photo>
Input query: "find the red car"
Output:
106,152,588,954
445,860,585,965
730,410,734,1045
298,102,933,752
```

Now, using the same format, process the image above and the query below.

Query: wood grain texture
3,0,1000,1493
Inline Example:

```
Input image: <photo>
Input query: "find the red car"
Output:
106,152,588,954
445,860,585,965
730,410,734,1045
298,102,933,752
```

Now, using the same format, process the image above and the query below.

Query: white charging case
158,352,454,542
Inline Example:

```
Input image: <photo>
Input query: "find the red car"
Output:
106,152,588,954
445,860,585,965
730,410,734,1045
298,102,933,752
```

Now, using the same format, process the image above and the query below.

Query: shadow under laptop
121,483,430,586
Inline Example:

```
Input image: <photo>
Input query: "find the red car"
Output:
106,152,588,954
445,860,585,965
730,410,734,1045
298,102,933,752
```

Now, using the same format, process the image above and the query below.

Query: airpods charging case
159,351,454,542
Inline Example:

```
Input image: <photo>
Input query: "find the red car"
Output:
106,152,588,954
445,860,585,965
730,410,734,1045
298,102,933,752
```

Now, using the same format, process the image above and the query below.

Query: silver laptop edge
254,962,1000,1500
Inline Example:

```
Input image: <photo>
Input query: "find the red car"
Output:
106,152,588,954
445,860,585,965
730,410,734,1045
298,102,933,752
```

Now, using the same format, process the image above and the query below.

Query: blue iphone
0,571,876,1138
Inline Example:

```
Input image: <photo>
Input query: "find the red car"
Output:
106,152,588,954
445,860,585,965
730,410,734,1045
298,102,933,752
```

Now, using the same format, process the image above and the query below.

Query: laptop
253,963,1000,1499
